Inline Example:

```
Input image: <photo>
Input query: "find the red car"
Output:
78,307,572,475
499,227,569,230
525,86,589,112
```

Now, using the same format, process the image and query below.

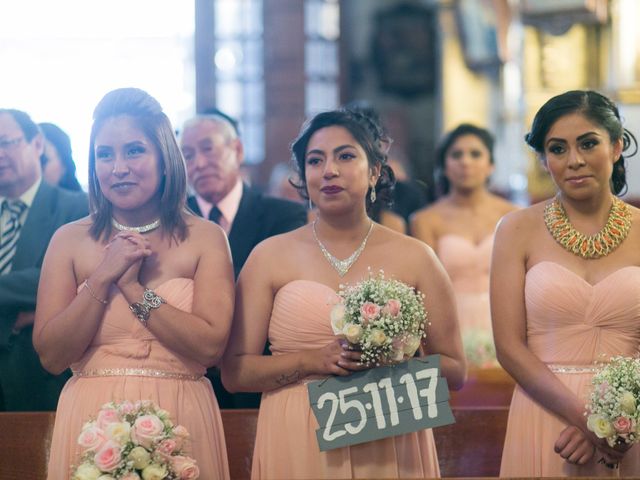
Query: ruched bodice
253,280,440,479
525,262,640,365
437,234,496,367
47,278,229,479
501,262,640,477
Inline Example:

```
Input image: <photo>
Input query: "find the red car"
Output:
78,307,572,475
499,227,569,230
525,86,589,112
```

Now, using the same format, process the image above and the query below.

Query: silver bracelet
129,288,166,327
83,279,108,305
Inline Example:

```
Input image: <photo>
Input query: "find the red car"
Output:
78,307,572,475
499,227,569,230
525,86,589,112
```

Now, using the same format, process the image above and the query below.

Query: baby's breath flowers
587,356,640,447
330,270,427,366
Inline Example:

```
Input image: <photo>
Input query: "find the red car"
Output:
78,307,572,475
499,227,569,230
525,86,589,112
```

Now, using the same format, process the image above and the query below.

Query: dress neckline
526,261,640,288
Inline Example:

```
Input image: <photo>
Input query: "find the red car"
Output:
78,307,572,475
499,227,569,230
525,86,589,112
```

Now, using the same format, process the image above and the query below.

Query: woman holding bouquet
222,109,466,479
34,88,234,478
492,90,640,476
410,124,518,367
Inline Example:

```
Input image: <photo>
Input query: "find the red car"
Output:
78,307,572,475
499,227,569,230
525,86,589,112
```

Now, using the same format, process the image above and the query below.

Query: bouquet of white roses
72,400,199,480
587,356,640,447
330,270,427,366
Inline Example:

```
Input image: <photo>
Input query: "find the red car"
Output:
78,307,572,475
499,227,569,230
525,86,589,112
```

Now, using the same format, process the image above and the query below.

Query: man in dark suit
0,109,88,411
180,112,307,408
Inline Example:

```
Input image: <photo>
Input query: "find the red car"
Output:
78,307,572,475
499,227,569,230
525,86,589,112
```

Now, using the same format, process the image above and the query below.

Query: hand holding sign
308,354,455,451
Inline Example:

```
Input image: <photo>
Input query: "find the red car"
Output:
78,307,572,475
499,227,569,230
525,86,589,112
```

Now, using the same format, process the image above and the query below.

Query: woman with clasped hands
493,90,640,477
222,109,466,479
34,88,234,478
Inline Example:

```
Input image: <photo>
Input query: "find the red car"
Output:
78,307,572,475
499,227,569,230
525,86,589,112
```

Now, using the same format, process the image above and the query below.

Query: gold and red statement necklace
544,196,632,259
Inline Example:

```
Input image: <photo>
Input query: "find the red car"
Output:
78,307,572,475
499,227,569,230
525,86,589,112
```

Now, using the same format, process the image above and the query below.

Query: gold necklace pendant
312,220,374,277
544,196,632,259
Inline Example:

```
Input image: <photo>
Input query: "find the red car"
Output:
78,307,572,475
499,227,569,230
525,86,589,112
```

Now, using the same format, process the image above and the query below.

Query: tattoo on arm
275,370,301,386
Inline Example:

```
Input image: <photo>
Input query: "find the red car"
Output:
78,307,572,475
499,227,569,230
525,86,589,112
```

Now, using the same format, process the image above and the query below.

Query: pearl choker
111,217,161,234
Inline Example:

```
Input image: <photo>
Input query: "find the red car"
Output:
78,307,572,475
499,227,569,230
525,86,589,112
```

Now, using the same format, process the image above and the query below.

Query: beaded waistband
547,364,599,374
73,368,203,381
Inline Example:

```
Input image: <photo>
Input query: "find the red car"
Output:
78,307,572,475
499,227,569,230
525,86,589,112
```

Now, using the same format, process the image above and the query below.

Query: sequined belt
73,368,203,381
547,364,599,374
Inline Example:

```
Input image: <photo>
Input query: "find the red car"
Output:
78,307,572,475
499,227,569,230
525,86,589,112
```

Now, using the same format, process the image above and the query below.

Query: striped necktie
0,199,27,274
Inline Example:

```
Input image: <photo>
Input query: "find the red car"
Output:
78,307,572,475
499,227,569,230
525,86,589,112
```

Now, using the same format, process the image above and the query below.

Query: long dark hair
525,90,638,196
435,123,494,196
291,108,395,212
88,88,188,242
39,122,82,191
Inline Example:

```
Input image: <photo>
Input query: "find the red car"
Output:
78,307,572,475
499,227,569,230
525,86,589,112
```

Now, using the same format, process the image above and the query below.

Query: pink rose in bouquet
131,414,165,449
360,302,381,324
77,424,107,452
94,440,123,472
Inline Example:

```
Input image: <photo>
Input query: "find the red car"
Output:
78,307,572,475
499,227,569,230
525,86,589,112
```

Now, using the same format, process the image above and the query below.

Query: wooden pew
0,407,508,479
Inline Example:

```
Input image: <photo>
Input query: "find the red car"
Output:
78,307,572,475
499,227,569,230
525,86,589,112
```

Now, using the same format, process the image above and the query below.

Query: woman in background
222,108,465,479
39,122,83,191
493,90,640,476
411,124,518,367
35,88,233,478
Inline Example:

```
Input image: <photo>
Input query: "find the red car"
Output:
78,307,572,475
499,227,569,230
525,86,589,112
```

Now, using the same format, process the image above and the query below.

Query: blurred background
1,0,638,205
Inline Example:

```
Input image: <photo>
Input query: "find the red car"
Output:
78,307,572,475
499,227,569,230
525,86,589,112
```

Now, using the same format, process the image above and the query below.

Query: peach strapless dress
252,280,440,479
437,234,496,367
500,262,640,477
46,278,229,479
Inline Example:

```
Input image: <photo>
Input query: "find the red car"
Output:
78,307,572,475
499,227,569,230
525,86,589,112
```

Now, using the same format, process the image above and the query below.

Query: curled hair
88,87,188,241
435,123,494,196
291,108,395,212
525,90,638,196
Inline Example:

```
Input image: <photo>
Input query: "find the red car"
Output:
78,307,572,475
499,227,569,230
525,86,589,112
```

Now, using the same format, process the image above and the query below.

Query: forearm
438,353,467,391
222,351,312,393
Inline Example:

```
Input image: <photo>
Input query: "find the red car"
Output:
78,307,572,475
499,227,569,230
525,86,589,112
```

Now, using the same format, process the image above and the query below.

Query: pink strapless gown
47,278,229,479
437,234,496,367
500,262,640,477
252,280,440,479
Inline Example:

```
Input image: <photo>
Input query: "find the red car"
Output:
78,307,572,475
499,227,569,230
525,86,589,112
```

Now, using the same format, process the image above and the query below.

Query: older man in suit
180,112,307,408
0,109,88,411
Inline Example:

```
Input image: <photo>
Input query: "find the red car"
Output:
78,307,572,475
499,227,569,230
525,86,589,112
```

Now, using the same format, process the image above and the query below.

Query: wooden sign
307,354,454,451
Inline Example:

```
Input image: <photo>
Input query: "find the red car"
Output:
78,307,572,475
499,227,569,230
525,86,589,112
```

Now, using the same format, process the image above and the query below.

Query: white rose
127,446,152,470
73,463,102,480
343,323,363,343
620,391,637,415
105,422,131,445
330,304,346,335
370,329,387,346
403,336,421,356
141,463,168,480
587,414,615,439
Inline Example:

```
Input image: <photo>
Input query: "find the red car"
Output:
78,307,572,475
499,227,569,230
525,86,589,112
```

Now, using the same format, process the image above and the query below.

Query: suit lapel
228,186,261,261
13,183,56,269
187,196,203,217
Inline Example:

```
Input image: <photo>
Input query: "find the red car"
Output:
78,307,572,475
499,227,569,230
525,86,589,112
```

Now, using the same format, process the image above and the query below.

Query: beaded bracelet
83,279,108,305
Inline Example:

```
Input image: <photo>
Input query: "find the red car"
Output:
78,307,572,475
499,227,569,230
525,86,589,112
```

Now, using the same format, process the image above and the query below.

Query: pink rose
94,440,123,472
155,438,178,459
382,299,401,317
172,455,200,479
118,401,136,416
97,408,121,430
171,425,190,450
77,424,107,452
131,414,165,449
613,416,635,434
360,302,381,324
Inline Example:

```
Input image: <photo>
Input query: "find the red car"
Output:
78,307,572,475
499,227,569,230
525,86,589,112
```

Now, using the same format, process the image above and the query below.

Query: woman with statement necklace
35,88,234,479
222,109,465,479
492,90,640,477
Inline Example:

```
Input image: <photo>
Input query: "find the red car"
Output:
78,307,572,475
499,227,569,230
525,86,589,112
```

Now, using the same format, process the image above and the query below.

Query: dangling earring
308,198,313,210
370,188,377,203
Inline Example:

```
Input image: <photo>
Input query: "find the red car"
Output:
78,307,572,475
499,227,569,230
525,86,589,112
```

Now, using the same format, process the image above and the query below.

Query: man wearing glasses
0,109,88,411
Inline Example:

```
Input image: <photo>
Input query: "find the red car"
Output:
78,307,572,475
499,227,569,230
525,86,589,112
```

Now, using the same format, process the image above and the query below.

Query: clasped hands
554,425,630,469
100,231,153,288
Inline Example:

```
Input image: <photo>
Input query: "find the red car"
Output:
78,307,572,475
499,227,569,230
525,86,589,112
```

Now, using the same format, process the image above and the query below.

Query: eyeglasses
0,137,24,151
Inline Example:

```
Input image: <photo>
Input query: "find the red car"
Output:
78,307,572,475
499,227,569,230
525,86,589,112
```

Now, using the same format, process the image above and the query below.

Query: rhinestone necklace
544,196,632,259
312,220,374,277
111,217,161,234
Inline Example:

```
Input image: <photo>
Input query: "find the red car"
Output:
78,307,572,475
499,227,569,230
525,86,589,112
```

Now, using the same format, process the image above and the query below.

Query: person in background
410,124,518,368
34,88,233,478
0,109,87,411
39,122,83,191
222,108,465,479
493,90,640,476
180,111,307,409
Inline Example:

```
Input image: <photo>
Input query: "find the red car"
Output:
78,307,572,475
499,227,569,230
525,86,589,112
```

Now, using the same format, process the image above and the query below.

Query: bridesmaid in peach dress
34,88,234,479
222,109,466,479
492,90,640,476
410,124,518,367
